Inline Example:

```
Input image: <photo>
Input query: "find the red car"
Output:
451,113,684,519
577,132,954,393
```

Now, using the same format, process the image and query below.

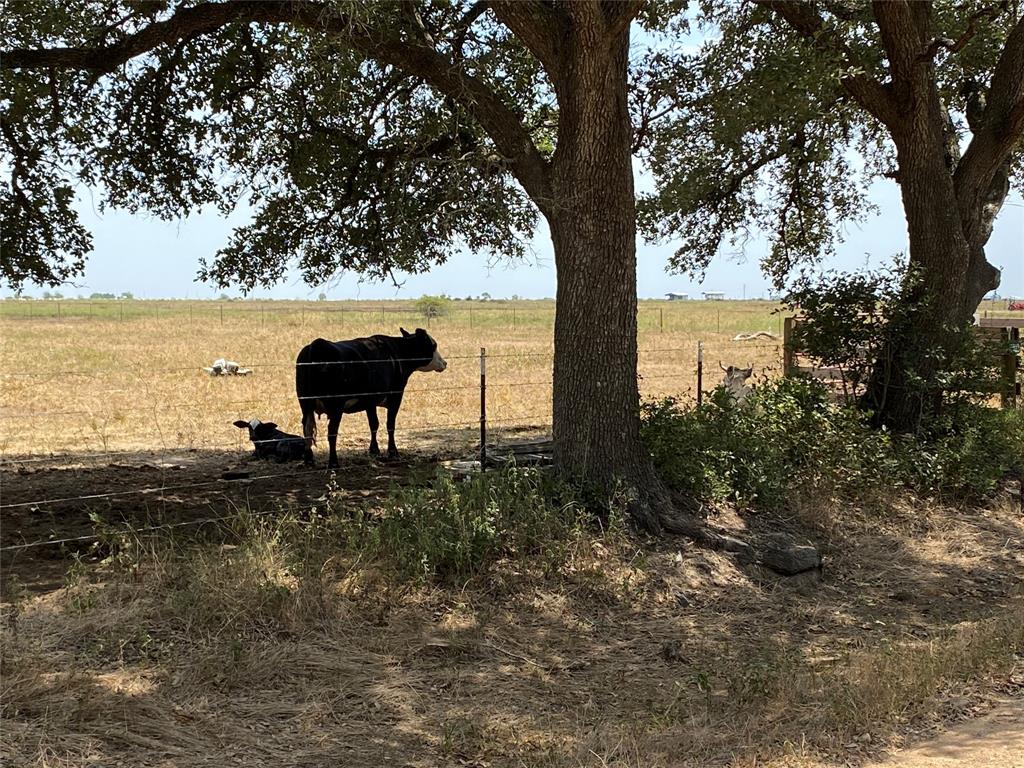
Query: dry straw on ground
2,493,1022,768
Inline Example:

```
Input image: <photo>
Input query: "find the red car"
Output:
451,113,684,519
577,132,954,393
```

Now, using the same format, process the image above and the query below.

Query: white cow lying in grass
203,358,252,376
720,363,754,402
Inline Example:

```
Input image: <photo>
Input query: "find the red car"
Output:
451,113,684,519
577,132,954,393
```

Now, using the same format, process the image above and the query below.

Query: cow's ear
263,422,277,431
233,420,249,429
415,327,427,336
400,327,411,337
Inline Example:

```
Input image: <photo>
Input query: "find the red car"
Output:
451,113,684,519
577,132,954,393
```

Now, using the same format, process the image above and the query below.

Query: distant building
664,292,688,301
702,291,726,301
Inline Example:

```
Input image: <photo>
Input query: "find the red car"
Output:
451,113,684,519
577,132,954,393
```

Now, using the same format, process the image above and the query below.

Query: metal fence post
480,347,487,469
57,301,61,320
696,341,704,406
119,301,123,322
660,307,664,332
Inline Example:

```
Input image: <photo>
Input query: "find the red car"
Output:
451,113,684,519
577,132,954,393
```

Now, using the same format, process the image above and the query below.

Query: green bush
415,294,452,319
335,467,621,583
642,378,1022,511
785,266,1011,424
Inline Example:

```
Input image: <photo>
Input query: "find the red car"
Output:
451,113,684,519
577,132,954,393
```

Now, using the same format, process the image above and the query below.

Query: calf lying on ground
233,418,306,462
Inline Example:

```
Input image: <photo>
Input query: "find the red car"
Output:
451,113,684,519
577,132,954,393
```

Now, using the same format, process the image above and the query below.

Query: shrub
335,466,621,583
642,378,1022,511
785,265,1011,422
415,294,451,319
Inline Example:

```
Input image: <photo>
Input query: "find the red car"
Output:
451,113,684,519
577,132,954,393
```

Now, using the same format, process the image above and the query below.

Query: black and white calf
233,418,307,462
295,328,447,467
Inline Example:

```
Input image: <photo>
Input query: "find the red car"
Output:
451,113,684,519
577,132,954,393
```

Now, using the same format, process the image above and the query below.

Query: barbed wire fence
0,339,784,554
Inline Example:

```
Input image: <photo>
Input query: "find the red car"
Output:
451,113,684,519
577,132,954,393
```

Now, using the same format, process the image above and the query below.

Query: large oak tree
1,0,699,532
637,0,1024,429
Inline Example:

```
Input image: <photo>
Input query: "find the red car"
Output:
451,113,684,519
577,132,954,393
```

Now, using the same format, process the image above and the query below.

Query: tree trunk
545,19,690,533
861,21,1001,430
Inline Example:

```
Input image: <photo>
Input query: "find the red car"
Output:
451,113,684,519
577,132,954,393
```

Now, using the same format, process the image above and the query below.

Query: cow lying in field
233,418,306,462
720,363,754,403
296,328,447,468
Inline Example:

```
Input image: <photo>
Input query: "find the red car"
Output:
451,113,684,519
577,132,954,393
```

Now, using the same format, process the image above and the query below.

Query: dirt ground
867,697,1024,767
2,448,1023,767
0,428,504,590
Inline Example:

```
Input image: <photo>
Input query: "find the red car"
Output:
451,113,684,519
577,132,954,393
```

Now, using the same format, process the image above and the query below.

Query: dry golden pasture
0,298,789,458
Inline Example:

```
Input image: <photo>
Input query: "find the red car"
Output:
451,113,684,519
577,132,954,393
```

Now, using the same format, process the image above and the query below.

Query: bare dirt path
868,697,1024,768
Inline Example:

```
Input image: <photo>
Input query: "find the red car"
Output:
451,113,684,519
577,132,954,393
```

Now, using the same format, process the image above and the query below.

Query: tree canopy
637,0,1023,293
2,1,558,289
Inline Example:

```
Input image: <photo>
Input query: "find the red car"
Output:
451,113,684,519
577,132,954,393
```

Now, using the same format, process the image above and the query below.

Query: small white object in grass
731,331,779,341
203,358,252,376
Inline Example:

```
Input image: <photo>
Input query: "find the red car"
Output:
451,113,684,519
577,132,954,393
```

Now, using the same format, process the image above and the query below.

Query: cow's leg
366,408,380,456
385,395,403,459
327,412,343,469
301,409,316,465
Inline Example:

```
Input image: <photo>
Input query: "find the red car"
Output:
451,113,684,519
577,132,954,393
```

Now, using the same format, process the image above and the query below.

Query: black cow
295,328,447,467
233,418,307,462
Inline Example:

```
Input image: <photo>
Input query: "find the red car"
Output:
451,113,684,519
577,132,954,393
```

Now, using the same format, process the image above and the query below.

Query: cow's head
719,363,754,401
233,418,280,444
401,327,448,372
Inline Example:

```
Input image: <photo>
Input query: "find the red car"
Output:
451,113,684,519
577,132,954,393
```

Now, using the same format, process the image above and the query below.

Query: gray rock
759,542,822,576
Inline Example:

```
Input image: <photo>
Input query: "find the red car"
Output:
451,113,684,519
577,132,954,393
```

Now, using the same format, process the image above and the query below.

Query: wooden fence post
783,316,796,377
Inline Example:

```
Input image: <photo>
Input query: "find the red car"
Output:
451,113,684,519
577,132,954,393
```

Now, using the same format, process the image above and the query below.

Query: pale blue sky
48,172,1023,300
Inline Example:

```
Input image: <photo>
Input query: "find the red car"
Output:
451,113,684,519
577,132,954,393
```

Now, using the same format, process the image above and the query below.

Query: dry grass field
0,298,795,458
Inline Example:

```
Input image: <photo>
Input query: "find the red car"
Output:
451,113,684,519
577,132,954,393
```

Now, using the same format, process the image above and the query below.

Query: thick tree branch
603,0,645,41
489,1,566,78
2,2,258,73
756,0,900,128
954,15,1024,245
1,0,553,209
871,0,930,90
